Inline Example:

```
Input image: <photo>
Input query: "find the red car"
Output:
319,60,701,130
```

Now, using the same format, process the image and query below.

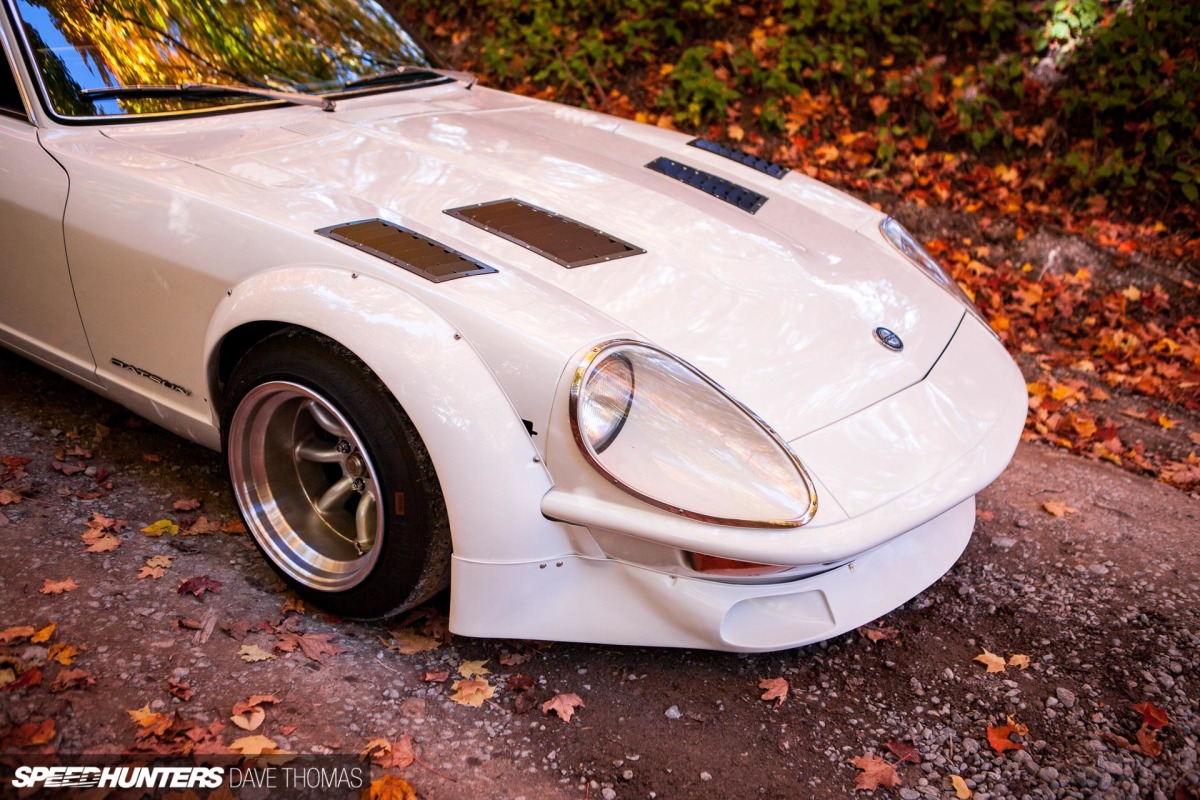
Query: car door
0,36,95,382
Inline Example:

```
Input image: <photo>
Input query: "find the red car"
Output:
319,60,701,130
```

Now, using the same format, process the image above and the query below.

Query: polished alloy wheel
228,381,382,591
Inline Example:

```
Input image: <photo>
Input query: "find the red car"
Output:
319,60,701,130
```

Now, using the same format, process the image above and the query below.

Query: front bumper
449,496,973,651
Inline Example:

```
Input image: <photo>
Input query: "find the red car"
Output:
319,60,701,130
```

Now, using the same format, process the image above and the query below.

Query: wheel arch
204,264,575,564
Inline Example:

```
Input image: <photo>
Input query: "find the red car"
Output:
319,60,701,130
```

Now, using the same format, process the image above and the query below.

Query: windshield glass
10,0,437,118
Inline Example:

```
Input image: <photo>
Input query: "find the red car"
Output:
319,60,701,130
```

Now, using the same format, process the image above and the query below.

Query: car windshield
9,0,438,118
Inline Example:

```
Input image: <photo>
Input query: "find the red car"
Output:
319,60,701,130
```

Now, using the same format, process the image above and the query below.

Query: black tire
221,327,450,618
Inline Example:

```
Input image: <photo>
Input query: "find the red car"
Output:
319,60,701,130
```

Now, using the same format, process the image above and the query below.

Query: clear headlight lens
880,217,996,334
570,341,817,528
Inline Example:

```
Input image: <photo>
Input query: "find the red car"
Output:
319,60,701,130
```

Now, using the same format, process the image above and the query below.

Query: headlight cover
880,217,996,334
570,340,818,528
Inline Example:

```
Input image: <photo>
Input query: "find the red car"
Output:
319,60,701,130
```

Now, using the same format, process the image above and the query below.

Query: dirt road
1,347,1197,799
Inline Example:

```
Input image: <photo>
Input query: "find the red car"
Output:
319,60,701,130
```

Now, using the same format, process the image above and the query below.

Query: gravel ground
1,345,1198,800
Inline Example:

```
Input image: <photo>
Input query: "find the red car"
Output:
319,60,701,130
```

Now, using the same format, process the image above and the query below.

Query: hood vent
688,138,789,179
645,157,767,214
445,199,645,269
316,219,497,283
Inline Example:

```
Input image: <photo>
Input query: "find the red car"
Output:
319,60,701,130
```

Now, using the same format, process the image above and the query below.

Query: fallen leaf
127,704,171,736
851,754,901,791
1136,725,1163,758
50,668,94,692
458,659,491,679
222,520,247,534
281,597,305,616
275,632,344,664
178,576,222,597
973,649,1007,673
185,515,223,535
139,566,165,580
858,625,900,644
229,734,280,756
0,626,36,644
759,677,788,707
449,678,496,707
84,534,120,553
5,719,55,747
986,715,1027,753
238,645,275,663
1042,501,1079,517
421,670,449,682
0,488,22,505
869,94,889,116
1132,701,1170,729
31,622,56,643
383,628,440,655
499,651,532,666
167,680,192,701
886,739,921,764
542,693,585,723
47,643,78,666
230,705,266,732
506,674,534,693
3,667,42,692
39,578,78,595
142,519,180,537
173,498,201,511
361,734,415,769
53,460,86,475
1007,654,1031,670
951,773,973,798
364,774,418,800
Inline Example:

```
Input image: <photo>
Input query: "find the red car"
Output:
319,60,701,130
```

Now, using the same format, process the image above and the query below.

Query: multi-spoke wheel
223,328,450,617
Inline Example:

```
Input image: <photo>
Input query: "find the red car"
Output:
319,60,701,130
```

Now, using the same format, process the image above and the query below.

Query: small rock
1056,688,1077,709
1038,767,1060,782
601,789,616,800
991,537,1017,550
700,772,713,782
664,706,682,720
1088,564,1109,575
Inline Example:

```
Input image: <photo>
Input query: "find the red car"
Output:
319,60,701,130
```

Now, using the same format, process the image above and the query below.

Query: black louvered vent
316,219,496,283
645,157,768,214
445,199,645,269
688,138,789,179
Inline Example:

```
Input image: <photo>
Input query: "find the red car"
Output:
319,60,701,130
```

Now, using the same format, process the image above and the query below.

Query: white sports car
0,0,1025,651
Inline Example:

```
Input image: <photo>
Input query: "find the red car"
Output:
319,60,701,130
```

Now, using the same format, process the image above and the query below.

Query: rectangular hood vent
688,138,790,179
445,199,645,269
645,157,767,214
316,219,497,283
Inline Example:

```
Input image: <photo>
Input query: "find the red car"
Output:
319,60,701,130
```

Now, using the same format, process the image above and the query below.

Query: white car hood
99,86,965,439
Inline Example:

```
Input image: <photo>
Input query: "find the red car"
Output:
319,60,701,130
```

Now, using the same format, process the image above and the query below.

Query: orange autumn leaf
364,774,419,800
47,643,79,666
0,626,36,644
951,774,973,798
39,578,78,595
759,677,788,707
1041,501,1078,517
449,678,495,708
31,623,56,643
986,715,1028,754
1132,701,1170,729
973,649,1007,673
1135,725,1163,758
1007,654,1031,670
542,693,585,723
361,734,415,770
850,754,901,791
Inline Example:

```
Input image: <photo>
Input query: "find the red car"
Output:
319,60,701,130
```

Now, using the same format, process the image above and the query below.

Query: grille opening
445,199,645,269
645,157,768,214
316,219,496,283
688,138,789,179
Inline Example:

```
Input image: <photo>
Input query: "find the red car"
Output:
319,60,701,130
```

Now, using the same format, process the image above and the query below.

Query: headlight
879,217,996,334
570,341,817,528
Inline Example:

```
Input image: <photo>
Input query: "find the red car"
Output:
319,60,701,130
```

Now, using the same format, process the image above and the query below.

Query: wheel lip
227,380,385,592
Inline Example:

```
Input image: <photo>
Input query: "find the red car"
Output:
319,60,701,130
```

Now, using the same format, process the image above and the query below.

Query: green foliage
399,0,1200,216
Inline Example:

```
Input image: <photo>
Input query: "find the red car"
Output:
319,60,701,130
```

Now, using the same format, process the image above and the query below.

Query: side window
1,44,26,116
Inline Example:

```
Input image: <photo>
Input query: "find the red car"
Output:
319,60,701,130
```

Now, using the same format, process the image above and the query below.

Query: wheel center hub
345,453,367,479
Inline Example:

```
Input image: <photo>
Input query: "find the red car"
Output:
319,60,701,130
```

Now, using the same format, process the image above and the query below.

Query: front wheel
222,328,450,618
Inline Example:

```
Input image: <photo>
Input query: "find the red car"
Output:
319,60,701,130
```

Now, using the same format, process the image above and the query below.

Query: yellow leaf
48,643,78,665
449,678,495,708
727,123,744,141
951,774,973,798
1122,285,1142,301
973,649,1006,674
141,519,179,537
365,775,419,800
813,143,839,163
239,645,275,663
1157,414,1175,429
31,623,56,643
231,707,266,732
457,659,491,679
84,534,120,553
39,578,78,595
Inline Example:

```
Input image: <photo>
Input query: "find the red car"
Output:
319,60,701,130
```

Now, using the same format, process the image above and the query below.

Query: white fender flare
203,264,580,564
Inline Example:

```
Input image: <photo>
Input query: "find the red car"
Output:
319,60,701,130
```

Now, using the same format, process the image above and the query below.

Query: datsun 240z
0,0,1025,651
